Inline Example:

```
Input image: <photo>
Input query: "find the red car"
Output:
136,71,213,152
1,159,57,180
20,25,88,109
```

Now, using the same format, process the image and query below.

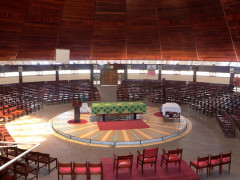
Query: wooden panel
221,0,240,61
91,0,126,60
56,0,95,60
157,1,198,60
101,70,117,85
0,0,239,61
187,0,236,61
0,0,30,60
17,0,64,60
127,0,161,60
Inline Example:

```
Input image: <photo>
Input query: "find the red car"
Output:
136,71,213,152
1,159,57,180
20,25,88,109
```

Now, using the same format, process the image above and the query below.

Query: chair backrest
89,162,102,168
221,151,231,161
73,161,88,168
58,161,73,172
197,155,209,165
169,148,183,160
117,154,133,161
210,154,221,161
143,147,158,158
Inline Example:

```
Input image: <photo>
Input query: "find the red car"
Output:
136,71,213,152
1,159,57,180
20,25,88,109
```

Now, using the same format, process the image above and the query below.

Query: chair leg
48,164,50,174
154,162,156,173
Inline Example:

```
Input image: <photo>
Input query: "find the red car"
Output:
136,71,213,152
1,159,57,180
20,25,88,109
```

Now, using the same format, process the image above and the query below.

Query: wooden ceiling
0,0,239,61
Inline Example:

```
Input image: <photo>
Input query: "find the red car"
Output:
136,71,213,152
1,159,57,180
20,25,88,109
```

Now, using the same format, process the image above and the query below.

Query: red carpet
101,155,200,180
67,119,88,125
154,112,163,117
97,120,149,131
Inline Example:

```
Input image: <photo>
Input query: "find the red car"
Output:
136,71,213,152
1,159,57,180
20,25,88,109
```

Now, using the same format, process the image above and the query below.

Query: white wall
197,76,229,84
128,73,158,80
23,75,56,83
162,75,193,82
59,74,90,81
0,77,19,85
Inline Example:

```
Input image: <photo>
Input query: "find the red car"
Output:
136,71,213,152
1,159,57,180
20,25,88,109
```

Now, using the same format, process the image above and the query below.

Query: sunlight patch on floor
5,115,53,148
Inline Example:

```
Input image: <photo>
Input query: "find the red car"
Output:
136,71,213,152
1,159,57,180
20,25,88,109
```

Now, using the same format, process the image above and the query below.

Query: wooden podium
72,100,82,123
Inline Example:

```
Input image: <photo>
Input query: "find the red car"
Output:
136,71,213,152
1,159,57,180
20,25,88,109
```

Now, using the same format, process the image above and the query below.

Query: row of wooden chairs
0,155,38,180
0,80,100,108
231,109,240,131
1,146,57,179
58,161,103,180
113,147,182,178
216,111,236,138
190,151,231,177
0,125,14,142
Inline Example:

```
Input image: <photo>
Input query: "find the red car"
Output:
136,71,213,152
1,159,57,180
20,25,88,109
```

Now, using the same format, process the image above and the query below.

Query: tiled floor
5,86,240,179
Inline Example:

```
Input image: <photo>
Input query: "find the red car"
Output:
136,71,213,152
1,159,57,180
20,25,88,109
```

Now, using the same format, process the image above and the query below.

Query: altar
91,101,146,121
161,103,181,122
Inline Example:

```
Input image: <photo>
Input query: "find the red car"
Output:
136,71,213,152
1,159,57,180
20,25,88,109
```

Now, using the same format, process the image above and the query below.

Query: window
22,71,38,76
42,71,56,75
215,73,230,78
180,71,193,75
197,71,210,76
162,70,174,75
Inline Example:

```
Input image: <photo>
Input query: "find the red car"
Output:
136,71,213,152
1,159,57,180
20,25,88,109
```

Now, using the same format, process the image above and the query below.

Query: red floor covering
154,112,163,117
67,119,88,125
97,120,149,131
101,155,200,180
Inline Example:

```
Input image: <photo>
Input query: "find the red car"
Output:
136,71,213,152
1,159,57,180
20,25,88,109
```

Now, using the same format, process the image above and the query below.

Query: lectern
72,100,82,123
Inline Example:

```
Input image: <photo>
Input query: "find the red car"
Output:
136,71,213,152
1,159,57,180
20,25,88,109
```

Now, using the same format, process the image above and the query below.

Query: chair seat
222,157,230,163
191,161,208,168
39,156,56,163
210,159,221,166
16,166,36,174
59,167,71,173
139,155,156,163
118,159,131,167
164,154,180,162
74,167,87,173
90,167,101,173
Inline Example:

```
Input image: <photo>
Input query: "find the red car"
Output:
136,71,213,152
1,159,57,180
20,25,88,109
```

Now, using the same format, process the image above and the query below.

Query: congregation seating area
0,80,100,124
117,80,162,101
0,146,57,180
117,80,240,138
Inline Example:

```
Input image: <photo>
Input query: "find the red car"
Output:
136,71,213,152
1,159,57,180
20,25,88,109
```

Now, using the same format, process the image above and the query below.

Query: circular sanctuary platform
51,107,192,147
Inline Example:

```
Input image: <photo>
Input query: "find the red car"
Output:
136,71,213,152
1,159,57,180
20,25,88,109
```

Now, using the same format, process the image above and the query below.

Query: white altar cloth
161,103,181,116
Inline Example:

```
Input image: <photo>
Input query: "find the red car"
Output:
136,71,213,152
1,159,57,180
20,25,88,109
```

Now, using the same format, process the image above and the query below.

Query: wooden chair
113,154,133,178
38,152,57,174
88,162,103,180
220,151,231,174
26,151,41,165
209,154,221,176
15,161,38,180
161,148,183,172
73,161,88,180
58,161,73,180
136,147,158,174
190,155,209,177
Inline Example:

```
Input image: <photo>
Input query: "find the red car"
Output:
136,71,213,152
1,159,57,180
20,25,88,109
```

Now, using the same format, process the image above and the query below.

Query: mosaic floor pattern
51,106,192,147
